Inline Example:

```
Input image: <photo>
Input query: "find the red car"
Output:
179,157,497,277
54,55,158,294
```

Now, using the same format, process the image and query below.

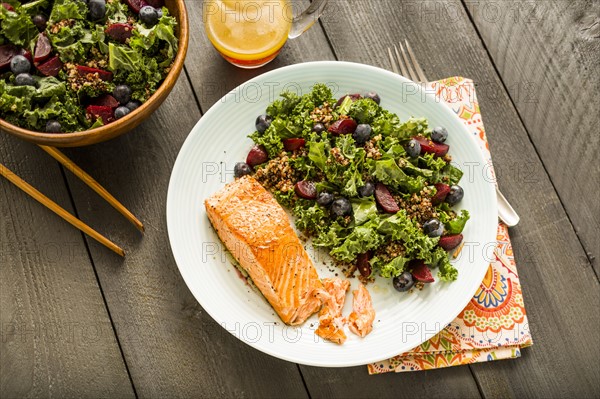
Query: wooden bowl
0,0,189,147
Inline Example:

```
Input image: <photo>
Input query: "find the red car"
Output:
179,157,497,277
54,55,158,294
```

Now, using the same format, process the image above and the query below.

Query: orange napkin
369,77,533,374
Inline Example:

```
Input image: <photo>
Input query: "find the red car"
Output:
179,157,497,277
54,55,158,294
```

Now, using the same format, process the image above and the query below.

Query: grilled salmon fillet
205,176,323,325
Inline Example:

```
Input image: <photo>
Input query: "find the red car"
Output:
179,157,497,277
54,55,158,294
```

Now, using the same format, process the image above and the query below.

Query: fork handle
496,187,520,227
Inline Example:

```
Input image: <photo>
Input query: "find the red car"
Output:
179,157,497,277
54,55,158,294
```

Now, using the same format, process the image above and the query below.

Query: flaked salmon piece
205,176,323,325
315,277,349,344
347,283,376,337
315,306,347,344
319,278,350,314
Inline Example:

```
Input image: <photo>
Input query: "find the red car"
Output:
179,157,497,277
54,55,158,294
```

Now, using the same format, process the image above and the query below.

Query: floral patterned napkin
368,77,533,374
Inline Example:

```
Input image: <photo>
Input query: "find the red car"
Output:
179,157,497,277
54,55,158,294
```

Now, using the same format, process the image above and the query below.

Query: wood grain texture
465,0,600,273
0,134,134,398
316,0,599,397
38,146,144,233
3,0,599,397
0,162,125,257
183,1,482,397
59,72,308,398
301,365,481,399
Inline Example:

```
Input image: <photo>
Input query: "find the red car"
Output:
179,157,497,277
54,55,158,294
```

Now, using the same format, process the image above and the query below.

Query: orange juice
204,0,293,68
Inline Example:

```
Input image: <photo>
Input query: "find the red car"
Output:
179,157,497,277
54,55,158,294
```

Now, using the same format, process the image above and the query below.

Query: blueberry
156,8,163,18
446,185,464,205
365,92,380,105
10,55,30,75
312,123,326,133
316,192,334,207
331,197,352,217
88,0,106,20
139,5,159,26
405,138,421,158
114,106,130,119
113,85,132,105
431,126,448,143
45,120,61,133
32,14,48,32
393,271,414,292
234,162,252,178
125,100,141,111
352,124,371,144
423,218,444,237
15,73,36,87
358,181,375,197
255,114,272,133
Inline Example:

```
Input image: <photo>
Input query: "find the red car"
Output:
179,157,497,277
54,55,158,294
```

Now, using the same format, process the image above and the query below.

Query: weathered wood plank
0,133,134,398
464,2,600,396
314,0,599,397
465,0,600,273
59,71,308,397
182,0,482,396
302,365,481,399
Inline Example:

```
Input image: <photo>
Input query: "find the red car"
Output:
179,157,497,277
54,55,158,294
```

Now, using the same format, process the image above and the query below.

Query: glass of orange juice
204,0,329,68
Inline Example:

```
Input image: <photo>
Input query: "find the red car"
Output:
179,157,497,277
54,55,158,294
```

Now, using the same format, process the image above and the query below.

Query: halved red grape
105,23,134,43
410,260,435,283
246,145,268,167
432,183,451,205
438,234,464,251
328,118,357,135
375,183,400,213
413,135,449,158
0,45,19,69
34,33,51,63
283,138,306,151
294,181,317,200
126,0,147,13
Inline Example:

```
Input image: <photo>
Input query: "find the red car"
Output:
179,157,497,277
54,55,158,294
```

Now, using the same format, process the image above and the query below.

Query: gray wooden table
2,1,599,398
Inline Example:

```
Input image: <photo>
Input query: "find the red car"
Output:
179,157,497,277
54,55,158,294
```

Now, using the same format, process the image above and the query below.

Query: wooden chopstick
0,162,125,257
38,145,144,232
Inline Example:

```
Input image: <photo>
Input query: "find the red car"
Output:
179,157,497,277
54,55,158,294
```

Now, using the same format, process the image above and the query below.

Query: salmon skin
205,176,323,325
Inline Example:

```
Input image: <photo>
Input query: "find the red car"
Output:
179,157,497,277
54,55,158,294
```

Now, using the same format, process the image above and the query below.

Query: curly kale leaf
347,98,380,124
439,209,470,235
294,201,328,235
49,0,87,22
0,5,38,46
371,158,426,193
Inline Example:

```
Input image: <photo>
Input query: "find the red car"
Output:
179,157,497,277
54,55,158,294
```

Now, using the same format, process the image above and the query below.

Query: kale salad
0,0,178,133
234,84,470,293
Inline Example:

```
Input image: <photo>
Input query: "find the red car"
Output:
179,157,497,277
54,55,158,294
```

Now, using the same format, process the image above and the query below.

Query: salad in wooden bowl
0,0,188,146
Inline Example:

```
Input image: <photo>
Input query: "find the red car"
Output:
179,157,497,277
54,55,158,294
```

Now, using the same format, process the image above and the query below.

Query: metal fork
388,40,520,227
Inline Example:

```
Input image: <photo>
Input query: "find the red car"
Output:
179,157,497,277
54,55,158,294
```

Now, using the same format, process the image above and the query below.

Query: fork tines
388,40,429,83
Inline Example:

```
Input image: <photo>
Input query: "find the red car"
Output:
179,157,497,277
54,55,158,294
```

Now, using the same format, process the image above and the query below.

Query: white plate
167,61,497,367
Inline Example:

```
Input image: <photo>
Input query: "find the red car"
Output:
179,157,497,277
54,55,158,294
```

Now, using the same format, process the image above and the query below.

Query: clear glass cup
203,0,329,69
